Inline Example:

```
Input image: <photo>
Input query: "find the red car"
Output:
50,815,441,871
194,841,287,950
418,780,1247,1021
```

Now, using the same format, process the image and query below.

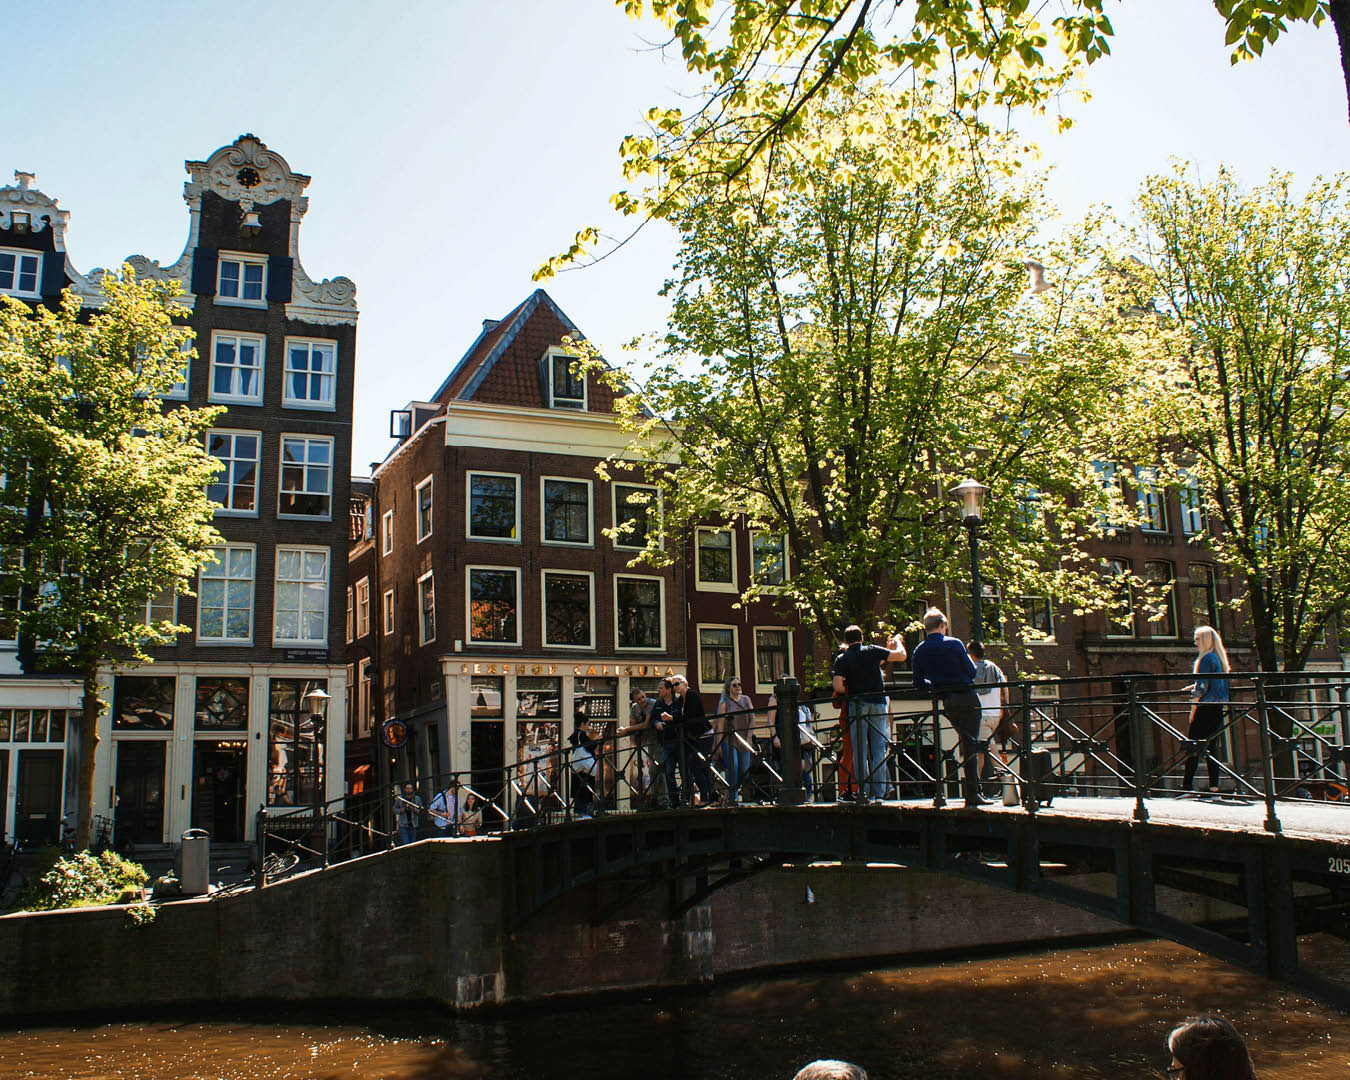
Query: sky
6,1,1348,474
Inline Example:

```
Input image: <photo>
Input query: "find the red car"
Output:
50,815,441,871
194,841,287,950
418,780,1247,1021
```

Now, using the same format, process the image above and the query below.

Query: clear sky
6,1,1347,473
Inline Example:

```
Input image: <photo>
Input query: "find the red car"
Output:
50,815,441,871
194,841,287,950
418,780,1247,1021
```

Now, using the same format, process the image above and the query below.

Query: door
114,741,166,846
471,720,504,815
15,749,63,845
192,743,246,843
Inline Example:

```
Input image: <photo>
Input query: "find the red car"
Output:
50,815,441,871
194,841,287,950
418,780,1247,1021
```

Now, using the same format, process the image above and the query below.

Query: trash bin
179,828,210,896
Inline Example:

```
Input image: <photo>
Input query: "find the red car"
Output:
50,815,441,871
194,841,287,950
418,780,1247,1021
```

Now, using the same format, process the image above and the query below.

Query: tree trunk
1331,0,1350,127
76,666,103,851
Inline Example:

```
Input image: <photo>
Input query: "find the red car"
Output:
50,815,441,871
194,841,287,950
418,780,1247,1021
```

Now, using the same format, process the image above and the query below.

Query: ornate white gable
0,172,70,245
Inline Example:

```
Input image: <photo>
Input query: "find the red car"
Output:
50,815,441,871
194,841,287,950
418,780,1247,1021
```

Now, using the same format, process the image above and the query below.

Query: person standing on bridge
673,676,716,806
911,608,985,808
1182,626,1231,794
715,676,755,805
832,625,907,803
652,678,684,808
428,777,461,837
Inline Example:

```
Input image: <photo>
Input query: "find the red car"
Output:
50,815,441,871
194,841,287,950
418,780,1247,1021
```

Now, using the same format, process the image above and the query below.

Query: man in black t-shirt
673,676,716,806
831,625,907,802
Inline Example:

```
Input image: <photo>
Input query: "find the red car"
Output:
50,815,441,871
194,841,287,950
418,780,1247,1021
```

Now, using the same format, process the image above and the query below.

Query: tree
1109,166,1350,677
0,270,222,849
586,97,1138,657
537,0,1345,279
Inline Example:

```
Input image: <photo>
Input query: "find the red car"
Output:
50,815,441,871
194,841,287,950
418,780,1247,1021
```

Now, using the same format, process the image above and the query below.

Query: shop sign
380,718,410,749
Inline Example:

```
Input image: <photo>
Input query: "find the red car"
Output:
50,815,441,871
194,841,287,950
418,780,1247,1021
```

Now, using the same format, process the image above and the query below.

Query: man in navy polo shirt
911,607,986,807
831,625,907,803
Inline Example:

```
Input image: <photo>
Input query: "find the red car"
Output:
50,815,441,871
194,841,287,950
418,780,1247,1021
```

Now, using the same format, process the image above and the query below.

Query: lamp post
302,685,331,865
950,478,990,643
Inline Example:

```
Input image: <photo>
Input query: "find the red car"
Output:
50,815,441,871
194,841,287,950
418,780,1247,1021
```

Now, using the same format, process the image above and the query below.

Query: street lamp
950,478,990,643
301,685,331,864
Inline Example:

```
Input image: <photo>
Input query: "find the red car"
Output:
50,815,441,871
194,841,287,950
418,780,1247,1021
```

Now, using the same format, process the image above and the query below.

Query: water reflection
2,941,1346,1079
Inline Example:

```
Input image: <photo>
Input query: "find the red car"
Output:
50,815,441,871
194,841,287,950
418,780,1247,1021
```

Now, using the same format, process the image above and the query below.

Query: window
542,571,594,648
417,571,436,645
1135,466,1168,533
1102,557,1134,638
415,477,433,542
980,582,1004,642
283,338,337,408
547,347,586,410
209,332,264,403
467,472,519,540
754,628,791,689
0,248,40,297
206,430,259,514
0,708,69,743
198,545,255,643
0,549,22,643
1179,478,1206,536
613,483,659,550
382,588,395,635
354,576,370,638
278,436,333,518
163,339,191,400
1141,560,1178,637
274,547,329,645
216,252,266,306
615,575,663,650
695,528,736,590
141,583,177,628
467,566,520,645
751,532,788,586
698,626,737,686
195,677,248,731
358,659,373,736
1092,461,1125,529
267,679,326,806
381,510,394,556
1014,486,1044,540
541,477,592,545
1189,563,1219,631
113,676,176,730
345,586,353,642
1019,595,1054,640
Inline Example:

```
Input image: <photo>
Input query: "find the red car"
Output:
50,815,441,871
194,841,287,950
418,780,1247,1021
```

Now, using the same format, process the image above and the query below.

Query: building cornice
441,400,676,463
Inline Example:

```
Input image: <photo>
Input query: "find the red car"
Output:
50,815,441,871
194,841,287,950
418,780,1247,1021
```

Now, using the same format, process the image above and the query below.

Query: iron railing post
387,784,397,850
1339,680,1350,782
255,805,266,888
1019,682,1035,814
1254,674,1282,834
1126,679,1149,822
775,676,804,806
930,695,946,809
319,800,330,868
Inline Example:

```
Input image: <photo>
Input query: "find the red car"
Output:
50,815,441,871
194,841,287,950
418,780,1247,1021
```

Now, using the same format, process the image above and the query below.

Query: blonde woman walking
1184,625,1231,793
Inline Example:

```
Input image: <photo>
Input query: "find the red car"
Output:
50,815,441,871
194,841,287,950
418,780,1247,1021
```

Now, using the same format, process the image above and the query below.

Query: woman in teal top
1183,625,1231,792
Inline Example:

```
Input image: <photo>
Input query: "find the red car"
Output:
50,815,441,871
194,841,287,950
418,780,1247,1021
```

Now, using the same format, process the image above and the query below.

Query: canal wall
0,839,1126,1022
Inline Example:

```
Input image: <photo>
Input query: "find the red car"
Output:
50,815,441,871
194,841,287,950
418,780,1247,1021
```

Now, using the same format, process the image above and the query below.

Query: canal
1,940,1345,1078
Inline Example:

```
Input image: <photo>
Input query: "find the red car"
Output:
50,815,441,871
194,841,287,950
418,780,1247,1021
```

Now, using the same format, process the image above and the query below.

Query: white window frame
752,626,793,694
281,337,337,410
215,251,267,308
381,509,394,557
695,527,738,593
539,475,594,547
613,574,666,652
1018,595,1056,644
272,545,330,647
0,549,22,645
382,588,395,636
466,470,522,543
206,428,261,517
345,586,353,643
611,482,662,552
415,476,434,543
417,570,436,646
1141,559,1179,638
141,584,178,629
0,247,41,298
540,569,596,650
163,339,191,401
1103,557,1136,639
277,434,334,521
357,658,373,737
1179,478,1206,537
196,543,256,645
354,576,371,638
208,331,265,404
545,345,586,410
465,564,522,647
749,530,790,587
697,623,740,687
1135,466,1169,534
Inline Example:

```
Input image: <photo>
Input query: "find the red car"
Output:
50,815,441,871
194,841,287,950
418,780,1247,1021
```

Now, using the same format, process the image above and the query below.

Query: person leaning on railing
715,677,755,805
616,686,666,809
910,608,986,808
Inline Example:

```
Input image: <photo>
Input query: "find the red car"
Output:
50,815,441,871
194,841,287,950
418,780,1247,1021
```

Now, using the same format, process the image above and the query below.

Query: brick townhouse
1,135,356,847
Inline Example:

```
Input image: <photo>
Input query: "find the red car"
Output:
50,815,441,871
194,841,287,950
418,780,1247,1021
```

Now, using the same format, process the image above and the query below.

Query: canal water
1,940,1346,1079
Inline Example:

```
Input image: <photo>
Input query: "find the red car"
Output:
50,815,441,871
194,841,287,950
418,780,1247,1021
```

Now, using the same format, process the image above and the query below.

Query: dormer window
0,248,40,298
216,252,267,306
547,347,586,410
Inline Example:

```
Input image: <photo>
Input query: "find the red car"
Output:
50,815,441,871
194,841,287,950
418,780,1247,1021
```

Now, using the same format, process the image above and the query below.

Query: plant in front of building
19,849,149,912
0,268,224,849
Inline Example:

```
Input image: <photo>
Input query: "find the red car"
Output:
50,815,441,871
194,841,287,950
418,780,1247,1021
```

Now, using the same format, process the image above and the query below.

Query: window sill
466,534,521,544
615,644,666,653
213,297,268,309
467,640,522,648
542,642,597,651
277,512,333,523
282,399,338,412
213,508,260,519
541,540,594,549
274,639,329,648
208,394,264,407
695,581,738,594
195,638,254,647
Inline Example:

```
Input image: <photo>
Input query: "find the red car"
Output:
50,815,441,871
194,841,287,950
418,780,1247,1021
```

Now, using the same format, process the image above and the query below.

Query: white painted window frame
466,470,522,543
540,568,596,650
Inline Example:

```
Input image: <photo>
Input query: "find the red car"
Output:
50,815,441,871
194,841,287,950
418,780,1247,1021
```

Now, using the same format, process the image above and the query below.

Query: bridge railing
252,670,1350,882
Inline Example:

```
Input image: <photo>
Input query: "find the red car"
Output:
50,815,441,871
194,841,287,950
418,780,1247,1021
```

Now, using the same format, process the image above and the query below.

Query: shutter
190,248,217,296
39,250,66,298
267,255,293,303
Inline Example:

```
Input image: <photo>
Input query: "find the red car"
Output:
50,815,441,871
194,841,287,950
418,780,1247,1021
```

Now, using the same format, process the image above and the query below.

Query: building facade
1,136,356,847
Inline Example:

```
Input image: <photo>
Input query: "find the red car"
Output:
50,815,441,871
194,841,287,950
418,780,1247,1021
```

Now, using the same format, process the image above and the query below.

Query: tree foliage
0,269,222,846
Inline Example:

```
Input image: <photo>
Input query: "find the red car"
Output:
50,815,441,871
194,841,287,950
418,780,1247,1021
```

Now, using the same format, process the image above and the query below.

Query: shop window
0,708,69,742
194,677,249,731
574,676,618,727
267,679,326,806
471,675,504,719
113,675,176,731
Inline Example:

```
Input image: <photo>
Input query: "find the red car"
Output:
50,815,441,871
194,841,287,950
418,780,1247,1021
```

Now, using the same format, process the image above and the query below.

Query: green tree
0,270,222,849
587,98,1136,655
1110,166,1350,677
538,1,1345,278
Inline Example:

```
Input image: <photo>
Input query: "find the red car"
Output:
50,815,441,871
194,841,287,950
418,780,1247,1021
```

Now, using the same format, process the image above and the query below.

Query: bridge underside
504,802,1350,1009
